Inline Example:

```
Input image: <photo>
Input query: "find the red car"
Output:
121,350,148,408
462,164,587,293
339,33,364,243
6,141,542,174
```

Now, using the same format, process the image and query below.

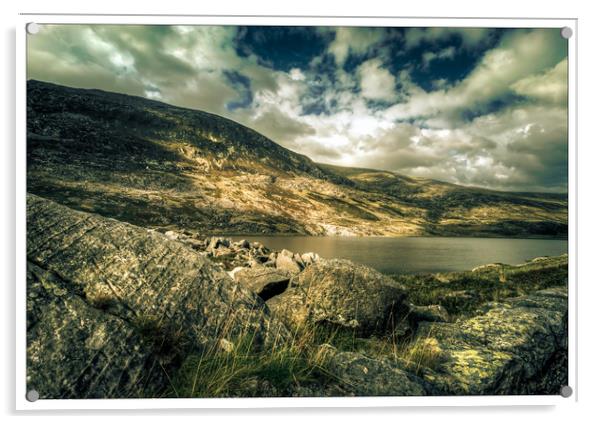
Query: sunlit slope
27,80,567,237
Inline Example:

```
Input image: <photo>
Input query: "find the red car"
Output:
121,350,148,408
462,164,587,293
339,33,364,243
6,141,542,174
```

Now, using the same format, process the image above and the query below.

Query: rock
409,304,450,324
26,194,289,399
248,258,263,268
236,239,250,249
301,252,320,266
280,249,294,258
268,259,409,335
327,351,426,396
213,246,233,257
179,237,204,251
218,338,235,353
209,236,230,250
232,267,290,301
276,251,303,274
529,256,555,263
164,230,179,240
227,266,246,280
415,287,568,395
471,263,504,273
266,290,309,329
293,253,305,267
27,261,165,398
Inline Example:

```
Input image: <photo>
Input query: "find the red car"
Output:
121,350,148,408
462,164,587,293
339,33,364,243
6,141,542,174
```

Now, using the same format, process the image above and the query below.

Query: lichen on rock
267,259,409,336
26,194,289,399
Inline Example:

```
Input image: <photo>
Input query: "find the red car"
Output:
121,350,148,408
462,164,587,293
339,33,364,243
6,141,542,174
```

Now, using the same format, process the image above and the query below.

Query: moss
401,337,449,374
391,257,568,320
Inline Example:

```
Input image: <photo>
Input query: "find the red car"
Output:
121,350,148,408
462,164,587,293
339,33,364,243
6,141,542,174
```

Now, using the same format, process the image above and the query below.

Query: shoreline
201,232,569,241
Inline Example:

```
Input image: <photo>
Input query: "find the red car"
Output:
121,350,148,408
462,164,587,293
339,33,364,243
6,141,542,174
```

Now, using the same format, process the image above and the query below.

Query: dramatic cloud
27,25,568,192
404,27,493,49
357,59,397,101
327,27,386,66
511,58,568,105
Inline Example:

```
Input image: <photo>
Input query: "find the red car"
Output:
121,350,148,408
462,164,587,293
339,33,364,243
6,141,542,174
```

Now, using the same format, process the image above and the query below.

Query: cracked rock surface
26,194,288,399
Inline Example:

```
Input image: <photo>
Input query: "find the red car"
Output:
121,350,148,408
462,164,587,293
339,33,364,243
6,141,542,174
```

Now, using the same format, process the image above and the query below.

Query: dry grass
167,316,341,397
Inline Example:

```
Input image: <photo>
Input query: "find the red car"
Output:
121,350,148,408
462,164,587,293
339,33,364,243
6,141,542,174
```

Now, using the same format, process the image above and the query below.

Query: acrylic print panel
20,18,573,405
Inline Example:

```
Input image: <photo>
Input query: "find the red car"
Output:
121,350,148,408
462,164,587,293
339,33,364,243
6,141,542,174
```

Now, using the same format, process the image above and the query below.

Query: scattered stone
227,266,246,280
209,236,230,250
164,230,179,240
276,251,303,274
280,249,294,258
237,239,250,249
301,252,320,266
218,338,235,353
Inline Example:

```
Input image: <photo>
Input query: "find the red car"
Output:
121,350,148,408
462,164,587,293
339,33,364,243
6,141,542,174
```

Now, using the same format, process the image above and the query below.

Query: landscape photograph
25,24,569,399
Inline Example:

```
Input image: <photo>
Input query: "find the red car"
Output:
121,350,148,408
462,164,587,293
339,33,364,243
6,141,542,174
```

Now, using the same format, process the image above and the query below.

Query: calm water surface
239,236,568,274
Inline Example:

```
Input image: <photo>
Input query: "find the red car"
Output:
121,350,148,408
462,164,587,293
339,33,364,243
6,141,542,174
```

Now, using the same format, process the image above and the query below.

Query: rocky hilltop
27,80,567,238
26,195,568,398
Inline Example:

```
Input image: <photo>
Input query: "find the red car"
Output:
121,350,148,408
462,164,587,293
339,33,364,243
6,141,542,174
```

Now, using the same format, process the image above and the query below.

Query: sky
27,25,568,192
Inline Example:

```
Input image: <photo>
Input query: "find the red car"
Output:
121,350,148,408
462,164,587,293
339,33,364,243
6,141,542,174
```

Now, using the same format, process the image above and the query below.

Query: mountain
26,80,568,238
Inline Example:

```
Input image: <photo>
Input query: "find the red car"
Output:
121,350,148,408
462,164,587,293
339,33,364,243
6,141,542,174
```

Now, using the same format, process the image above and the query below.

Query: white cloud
384,29,567,122
357,59,397,101
327,27,386,66
27,26,568,192
511,58,568,105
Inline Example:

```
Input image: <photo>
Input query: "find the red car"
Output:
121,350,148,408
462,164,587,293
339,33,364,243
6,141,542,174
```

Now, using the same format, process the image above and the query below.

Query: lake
239,236,568,274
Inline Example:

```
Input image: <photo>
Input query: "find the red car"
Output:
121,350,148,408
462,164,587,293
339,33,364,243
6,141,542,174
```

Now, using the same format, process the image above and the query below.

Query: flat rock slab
26,194,288,399
328,351,426,396
416,287,568,395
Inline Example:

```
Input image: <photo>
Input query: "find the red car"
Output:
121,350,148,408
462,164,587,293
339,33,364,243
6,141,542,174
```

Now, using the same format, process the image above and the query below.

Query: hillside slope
26,80,567,237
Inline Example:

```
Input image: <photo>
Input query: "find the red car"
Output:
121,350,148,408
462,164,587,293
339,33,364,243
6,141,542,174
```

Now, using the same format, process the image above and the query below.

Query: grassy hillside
27,80,567,238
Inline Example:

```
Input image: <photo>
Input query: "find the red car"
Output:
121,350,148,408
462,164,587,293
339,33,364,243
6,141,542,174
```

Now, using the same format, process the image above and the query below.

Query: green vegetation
391,255,568,320
131,315,187,360
168,327,338,397
166,255,568,396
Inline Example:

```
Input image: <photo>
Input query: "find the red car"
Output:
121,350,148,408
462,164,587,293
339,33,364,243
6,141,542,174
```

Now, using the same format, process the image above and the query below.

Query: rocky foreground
26,194,568,398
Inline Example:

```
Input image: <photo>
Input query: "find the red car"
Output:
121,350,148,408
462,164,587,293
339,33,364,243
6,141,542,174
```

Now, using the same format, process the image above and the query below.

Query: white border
15,14,577,410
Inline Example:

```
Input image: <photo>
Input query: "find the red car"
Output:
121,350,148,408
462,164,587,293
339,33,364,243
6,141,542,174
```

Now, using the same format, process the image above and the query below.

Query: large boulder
232,266,290,300
267,259,409,335
26,194,288,399
414,287,568,395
